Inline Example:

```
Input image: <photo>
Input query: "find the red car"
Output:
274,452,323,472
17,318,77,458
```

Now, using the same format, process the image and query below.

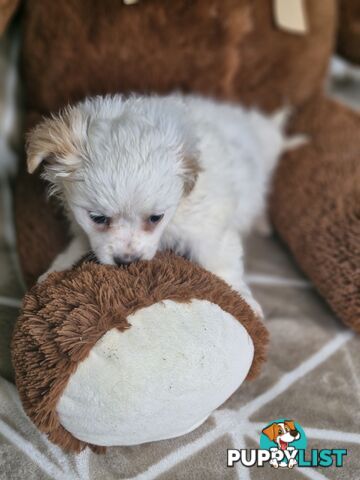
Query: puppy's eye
148,214,164,224
89,213,110,225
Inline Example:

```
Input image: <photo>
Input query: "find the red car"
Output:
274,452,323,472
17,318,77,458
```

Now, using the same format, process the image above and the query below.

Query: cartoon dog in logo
262,420,300,468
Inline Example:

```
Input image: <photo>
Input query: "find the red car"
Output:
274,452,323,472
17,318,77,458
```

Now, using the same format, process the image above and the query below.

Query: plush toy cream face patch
12,252,268,452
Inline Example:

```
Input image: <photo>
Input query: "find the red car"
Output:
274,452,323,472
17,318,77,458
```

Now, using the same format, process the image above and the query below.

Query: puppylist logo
227,419,347,469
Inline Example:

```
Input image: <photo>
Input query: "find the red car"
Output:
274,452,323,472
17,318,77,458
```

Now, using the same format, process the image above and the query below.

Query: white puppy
27,94,302,316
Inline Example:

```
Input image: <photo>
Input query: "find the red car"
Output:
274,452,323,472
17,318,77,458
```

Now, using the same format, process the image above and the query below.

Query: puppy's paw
254,212,273,237
236,286,264,318
245,295,264,320
37,271,51,283
272,106,292,130
224,276,264,319
284,133,309,151
270,459,279,469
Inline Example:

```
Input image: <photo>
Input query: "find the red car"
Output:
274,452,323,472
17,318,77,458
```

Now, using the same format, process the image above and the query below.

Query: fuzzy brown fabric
0,0,19,36
15,165,71,287
12,252,268,453
20,0,335,114
337,0,360,64
270,96,360,333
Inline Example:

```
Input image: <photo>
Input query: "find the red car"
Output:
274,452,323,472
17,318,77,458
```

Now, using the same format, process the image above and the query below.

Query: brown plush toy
12,252,267,452
6,0,357,328
337,0,360,64
1,0,360,451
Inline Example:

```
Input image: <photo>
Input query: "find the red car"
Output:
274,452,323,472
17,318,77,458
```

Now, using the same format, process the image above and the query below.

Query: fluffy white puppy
27,94,302,316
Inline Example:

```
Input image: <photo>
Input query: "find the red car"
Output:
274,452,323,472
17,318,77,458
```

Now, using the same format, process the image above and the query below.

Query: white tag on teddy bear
274,0,308,34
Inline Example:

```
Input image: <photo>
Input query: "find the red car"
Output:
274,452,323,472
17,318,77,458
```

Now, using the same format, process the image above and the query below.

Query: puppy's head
26,95,201,265
262,421,300,448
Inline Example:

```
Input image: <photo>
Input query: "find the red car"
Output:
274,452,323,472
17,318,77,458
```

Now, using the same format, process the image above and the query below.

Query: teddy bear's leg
270,97,360,331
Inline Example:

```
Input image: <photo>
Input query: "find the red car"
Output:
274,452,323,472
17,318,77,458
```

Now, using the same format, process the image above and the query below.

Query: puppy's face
262,421,300,450
26,96,200,265
68,159,185,265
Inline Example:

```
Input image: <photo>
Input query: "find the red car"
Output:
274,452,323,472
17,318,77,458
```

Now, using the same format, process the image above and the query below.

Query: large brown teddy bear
6,0,357,329
1,0,359,452
337,0,360,63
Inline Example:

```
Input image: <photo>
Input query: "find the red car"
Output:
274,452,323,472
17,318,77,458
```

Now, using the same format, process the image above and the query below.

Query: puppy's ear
26,108,87,176
181,154,202,196
284,420,296,431
262,423,278,441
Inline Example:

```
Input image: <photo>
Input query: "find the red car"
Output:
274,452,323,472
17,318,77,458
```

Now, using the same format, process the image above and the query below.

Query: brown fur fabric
337,0,360,64
12,252,268,453
270,96,360,333
20,0,335,114
0,0,20,35
15,165,70,287
23,0,335,114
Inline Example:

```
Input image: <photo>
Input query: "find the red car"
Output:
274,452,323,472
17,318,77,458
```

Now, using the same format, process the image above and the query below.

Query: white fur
28,94,303,316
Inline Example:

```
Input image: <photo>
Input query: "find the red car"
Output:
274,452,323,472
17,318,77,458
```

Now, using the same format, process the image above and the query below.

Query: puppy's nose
113,255,140,266
290,429,298,437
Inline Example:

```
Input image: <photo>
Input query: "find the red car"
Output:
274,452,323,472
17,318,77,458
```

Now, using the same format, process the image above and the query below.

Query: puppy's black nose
113,255,139,266
290,429,298,437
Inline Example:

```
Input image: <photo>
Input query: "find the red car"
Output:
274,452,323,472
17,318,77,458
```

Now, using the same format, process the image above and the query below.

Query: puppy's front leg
38,235,89,283
193,230,263,318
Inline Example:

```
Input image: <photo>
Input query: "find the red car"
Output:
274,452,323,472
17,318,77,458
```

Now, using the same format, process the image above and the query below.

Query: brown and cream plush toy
1,0,359,453
12,252,267,452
